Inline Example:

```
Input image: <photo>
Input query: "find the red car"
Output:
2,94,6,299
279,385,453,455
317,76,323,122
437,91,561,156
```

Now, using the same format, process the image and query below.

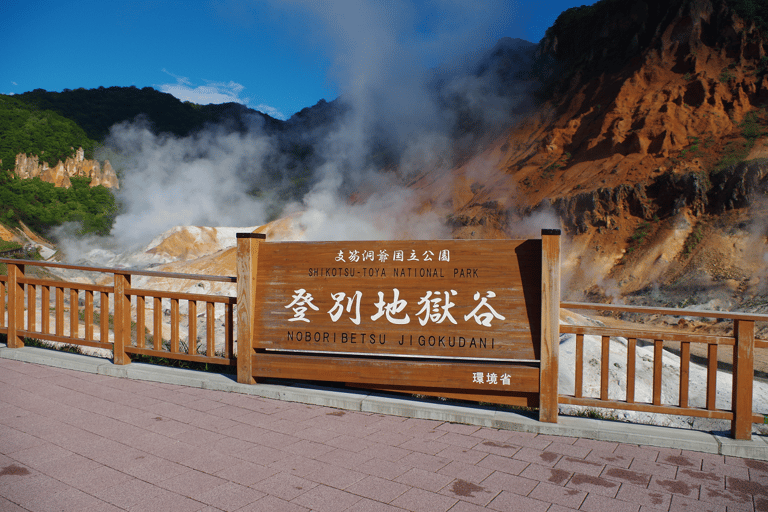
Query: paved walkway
1,348,768,511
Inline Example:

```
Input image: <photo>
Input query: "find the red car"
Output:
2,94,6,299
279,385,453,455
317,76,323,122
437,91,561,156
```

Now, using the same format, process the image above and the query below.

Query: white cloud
160,80,242,103
157,69,286,120
255,103,286,120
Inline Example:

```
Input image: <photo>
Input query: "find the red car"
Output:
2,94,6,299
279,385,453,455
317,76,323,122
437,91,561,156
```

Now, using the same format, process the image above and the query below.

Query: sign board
237,232,561,415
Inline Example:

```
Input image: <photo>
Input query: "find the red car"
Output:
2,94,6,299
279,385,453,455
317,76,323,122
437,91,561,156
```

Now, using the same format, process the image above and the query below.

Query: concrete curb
2,343,767,460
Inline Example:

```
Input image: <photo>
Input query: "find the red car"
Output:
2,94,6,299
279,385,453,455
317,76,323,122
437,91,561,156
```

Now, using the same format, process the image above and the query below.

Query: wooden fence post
540,229,561,423
731,319,754,440
236,233,265,385
113,273,131,365
6,263,25,349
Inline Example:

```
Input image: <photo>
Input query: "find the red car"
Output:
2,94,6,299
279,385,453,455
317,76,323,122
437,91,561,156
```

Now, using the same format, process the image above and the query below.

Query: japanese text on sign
335,249,450,263
285,287,505,327
472,372,514,386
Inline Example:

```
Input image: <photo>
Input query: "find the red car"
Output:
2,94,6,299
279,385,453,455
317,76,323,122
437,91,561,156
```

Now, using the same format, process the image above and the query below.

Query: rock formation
13,147,119,189
435,0,768,232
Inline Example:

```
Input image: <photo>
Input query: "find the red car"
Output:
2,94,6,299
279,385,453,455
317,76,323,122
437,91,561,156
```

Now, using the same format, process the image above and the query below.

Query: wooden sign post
236,230,561,422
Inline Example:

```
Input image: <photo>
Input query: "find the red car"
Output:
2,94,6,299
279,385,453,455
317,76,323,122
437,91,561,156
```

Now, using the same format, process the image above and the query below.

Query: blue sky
3,0,597,120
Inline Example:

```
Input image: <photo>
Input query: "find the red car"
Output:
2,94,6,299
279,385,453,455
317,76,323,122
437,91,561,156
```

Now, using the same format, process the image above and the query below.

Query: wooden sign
237,231,561,418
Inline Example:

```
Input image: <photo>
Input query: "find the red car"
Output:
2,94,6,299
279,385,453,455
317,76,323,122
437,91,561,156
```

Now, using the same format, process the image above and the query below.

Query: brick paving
1,357,767,511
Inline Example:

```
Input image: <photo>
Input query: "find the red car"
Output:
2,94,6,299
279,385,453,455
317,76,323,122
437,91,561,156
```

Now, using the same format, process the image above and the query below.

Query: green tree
0,171,117,236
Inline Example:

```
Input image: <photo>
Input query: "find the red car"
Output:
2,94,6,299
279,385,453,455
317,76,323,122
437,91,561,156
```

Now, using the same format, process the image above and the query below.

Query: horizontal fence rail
560,301,768,440
0,258,237,367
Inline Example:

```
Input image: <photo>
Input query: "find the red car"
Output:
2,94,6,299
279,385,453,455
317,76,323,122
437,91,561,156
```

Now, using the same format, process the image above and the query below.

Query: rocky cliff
519,0,768,200
403,0,768,302
438,0,767,226
13,147,119,189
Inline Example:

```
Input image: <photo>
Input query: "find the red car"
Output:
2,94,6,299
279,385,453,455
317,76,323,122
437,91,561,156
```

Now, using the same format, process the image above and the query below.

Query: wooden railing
0,259,237,366
2,258,768,439
560,302,768,439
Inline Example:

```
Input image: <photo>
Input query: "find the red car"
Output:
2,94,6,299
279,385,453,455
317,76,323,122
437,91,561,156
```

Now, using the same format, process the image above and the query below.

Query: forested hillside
0,95,95,172
0,174,117,236
16,86,281,141
0,94,116,237
2,86,288,172
0,86,292,239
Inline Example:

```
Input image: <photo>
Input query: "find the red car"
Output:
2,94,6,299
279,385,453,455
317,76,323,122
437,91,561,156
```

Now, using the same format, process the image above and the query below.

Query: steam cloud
64,1,533,264
107,119,272,246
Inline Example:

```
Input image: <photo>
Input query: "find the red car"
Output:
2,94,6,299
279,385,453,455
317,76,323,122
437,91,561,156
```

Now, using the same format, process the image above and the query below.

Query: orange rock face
397,0,768,299
438,0,768,232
